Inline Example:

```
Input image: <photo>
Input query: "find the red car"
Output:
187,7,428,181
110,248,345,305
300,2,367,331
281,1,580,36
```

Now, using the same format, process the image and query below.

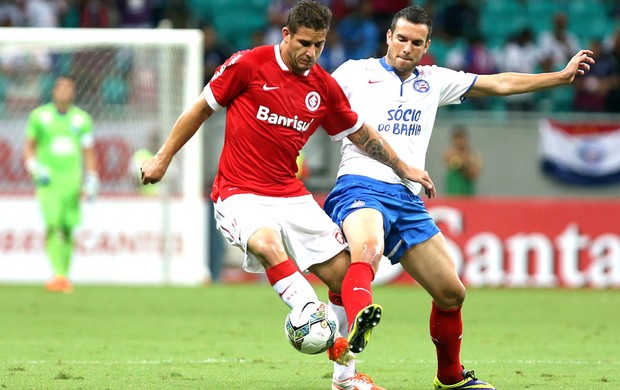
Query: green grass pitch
0,283,618,389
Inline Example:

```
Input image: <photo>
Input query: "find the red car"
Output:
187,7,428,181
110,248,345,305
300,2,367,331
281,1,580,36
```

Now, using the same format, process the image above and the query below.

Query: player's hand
563,49,595,82
83,171,99,201
140,155,168,185
404,166,436,199
25,158,51,186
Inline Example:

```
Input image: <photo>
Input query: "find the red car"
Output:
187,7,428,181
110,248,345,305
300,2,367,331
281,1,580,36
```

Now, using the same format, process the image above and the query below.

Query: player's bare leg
249,228,319,309
341,208,385,353
401,233,495,389
311,253,385,389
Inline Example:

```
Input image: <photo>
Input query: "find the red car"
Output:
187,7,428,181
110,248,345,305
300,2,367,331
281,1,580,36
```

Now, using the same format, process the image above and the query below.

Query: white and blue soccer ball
284,301,339,354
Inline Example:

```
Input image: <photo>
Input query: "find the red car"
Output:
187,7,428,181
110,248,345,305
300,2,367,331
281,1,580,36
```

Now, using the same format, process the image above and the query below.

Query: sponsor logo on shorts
350,199,366,209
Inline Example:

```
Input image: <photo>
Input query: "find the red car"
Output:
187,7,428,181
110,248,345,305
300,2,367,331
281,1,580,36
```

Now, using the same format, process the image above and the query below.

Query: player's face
52,77,76,106
281,26,327,75
385,18,430,79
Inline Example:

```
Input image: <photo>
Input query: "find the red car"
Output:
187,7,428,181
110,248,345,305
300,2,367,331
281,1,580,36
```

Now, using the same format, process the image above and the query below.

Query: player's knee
248,230,287,267
436,283,466,309
352,241,383,271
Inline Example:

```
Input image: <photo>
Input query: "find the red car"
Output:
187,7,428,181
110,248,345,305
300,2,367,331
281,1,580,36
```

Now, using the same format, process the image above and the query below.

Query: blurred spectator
100,65,128,106
24,0,65,27
442,125,482,196
462,33,498,75
58,0,79,27
446,31,498,109
573,39,619,112
263,0,294,45
447,31,496,73
116,0,152,28
607,29,620,112
370,0,408,32
330,0,357,22
155,0,190,29
79,0,111,28
419,49,437,66
202,24,232,84
0,0,26,26
250,29,266,49
318,28,346,73
498,28,541,111
538,12,581,72
441,0,478,40
337,0,380,59
0,43,51,108
610,0,620,19
537,12,583,111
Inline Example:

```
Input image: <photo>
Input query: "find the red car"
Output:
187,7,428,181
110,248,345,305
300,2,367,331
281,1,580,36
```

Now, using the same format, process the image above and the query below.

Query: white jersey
333,57,477,194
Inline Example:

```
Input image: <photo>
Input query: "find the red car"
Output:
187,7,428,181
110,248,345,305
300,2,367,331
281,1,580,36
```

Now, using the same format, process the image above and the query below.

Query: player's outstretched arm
347,123,436,198
141,93,214,185
467,49,595,98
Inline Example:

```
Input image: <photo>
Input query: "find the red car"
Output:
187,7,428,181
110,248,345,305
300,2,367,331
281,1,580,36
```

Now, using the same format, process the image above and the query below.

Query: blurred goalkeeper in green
23,75,99,293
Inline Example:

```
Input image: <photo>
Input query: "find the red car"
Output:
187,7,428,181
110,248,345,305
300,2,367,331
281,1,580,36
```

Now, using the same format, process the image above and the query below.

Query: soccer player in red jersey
139,1,434,389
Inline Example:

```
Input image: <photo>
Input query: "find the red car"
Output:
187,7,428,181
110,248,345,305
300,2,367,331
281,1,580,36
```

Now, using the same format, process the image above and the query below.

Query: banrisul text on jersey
256,105,315,132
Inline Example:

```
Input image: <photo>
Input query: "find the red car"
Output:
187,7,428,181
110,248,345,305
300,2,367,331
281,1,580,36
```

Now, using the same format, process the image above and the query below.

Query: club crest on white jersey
413,79,430,93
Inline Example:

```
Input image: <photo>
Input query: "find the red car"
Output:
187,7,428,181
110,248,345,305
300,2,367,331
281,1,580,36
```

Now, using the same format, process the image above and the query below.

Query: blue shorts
323,174,440,264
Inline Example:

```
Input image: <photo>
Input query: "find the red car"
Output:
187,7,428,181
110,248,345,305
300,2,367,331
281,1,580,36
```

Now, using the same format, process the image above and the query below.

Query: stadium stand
567,0,611,45
1,0,620,113
479,0,527,49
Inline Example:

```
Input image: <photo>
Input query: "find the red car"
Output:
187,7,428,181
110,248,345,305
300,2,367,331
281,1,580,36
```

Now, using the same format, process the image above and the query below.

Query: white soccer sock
329,300,349,338
272,272,319,309
330,301,356,380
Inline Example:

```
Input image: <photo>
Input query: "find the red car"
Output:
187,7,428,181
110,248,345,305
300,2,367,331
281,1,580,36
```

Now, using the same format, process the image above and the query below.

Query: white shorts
214,193,347,273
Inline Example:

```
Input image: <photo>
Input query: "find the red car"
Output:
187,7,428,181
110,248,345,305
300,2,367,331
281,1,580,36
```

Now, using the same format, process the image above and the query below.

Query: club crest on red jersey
305,91,320,112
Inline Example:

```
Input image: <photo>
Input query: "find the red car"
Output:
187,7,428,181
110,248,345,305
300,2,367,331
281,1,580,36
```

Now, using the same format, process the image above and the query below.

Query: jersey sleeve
435,66,478,106
203,50,253,111
322,74,362,142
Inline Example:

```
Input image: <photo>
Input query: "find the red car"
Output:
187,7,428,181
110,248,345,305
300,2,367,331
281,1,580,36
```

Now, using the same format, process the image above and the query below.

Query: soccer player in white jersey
140,1,434,389
323,5,594,390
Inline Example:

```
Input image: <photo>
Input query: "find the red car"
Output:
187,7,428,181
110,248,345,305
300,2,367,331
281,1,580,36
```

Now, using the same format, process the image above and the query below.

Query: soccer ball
284,301,339,354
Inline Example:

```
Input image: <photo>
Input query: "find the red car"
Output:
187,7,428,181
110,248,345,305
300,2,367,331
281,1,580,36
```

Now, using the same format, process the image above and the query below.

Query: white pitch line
10,359,620,366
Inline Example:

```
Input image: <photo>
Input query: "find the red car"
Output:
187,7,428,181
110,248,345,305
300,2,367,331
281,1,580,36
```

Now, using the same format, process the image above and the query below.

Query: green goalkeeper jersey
26,103,93,187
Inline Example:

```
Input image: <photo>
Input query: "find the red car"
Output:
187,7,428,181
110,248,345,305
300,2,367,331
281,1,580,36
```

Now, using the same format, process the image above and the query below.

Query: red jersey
204,44,361,201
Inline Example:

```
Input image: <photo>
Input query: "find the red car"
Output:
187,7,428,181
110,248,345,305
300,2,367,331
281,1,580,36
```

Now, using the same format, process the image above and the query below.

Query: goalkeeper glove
25,158,51,186
83,171,100,201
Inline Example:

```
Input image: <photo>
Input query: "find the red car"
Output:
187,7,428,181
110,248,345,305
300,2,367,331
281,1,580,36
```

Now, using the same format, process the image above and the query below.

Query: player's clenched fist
140,155,168,185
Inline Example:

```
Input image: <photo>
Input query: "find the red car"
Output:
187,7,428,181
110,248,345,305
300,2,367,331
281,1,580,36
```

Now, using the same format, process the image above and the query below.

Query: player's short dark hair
391,5,433,39
286,0,332,35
